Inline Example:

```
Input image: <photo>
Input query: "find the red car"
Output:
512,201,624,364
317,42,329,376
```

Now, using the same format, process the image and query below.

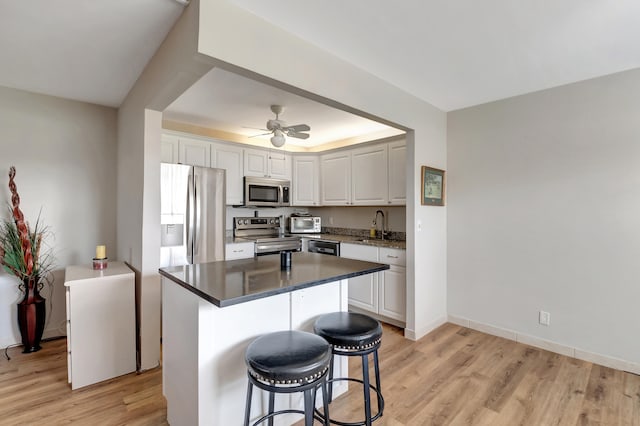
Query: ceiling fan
250,105,311,147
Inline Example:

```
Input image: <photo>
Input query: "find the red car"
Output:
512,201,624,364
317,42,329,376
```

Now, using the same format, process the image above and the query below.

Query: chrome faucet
374,210,387,240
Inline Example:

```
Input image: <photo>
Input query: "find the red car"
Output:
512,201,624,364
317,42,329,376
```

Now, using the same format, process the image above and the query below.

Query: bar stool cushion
314,312,382,351
245,330,331,385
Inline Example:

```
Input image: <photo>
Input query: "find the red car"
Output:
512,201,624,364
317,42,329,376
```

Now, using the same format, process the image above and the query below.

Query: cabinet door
351,144,388,205
244,148,269,177
268,151,291,180
161,135,179,163
320,151,351,205
212,143,244,205
388,140,406,205
379,266,406,321
292,156,319,206
179,138,211,167
341,243,378,312
225,242,255,260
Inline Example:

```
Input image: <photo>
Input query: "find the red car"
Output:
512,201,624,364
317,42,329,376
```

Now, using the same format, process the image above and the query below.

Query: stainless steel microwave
243,176,290,207
289,216,321,233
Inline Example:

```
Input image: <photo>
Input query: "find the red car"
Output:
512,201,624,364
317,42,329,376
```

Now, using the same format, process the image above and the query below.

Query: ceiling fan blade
284,124,310,132
242,126,269,131
248,132,273,138
287,132,310,140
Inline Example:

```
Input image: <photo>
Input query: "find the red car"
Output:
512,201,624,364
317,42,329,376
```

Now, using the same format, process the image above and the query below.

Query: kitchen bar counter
159,252,389,307
161,252,387,426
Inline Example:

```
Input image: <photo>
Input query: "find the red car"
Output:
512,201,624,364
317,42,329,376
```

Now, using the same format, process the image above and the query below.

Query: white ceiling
163,68,403,147
2,0,640,140
230,0,640,111
0,0,184,107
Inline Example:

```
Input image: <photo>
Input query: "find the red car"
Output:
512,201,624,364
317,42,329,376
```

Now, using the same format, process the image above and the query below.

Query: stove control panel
234,216,281,230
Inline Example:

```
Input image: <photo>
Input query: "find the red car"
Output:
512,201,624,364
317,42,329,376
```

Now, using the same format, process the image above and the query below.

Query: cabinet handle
387,255,399,258
233,249,244,253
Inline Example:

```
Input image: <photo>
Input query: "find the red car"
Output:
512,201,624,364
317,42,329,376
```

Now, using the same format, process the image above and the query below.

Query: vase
17,277,46,353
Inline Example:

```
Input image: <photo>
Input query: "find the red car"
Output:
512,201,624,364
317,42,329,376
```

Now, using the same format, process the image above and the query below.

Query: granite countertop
159,252,389,307
226,234,406,249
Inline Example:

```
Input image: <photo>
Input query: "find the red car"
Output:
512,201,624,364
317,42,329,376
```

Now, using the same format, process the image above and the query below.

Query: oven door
255,239,302,255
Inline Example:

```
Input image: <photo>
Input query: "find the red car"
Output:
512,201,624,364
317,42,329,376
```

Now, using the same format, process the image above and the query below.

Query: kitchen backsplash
322,226,406,241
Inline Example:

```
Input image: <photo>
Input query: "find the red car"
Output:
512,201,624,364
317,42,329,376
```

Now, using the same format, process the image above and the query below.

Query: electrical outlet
539,310,551,326
329,217,334,225
417,220,422,231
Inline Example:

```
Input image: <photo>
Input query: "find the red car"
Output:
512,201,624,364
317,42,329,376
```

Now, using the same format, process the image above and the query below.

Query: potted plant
0,166,53,353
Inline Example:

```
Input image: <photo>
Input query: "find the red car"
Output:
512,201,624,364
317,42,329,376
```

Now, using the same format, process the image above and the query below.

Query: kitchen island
159,252,389,426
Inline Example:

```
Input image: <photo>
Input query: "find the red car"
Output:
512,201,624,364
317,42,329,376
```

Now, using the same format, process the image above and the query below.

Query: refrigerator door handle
193,173,199,257
186,171,195,260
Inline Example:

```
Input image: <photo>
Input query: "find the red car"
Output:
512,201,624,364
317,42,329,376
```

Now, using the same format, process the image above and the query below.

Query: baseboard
405,315,448,341
447,315,640,376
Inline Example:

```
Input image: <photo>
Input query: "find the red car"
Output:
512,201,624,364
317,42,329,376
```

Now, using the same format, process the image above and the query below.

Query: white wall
447,68,640,366
0,86,117,348
117,0,214,369
197,0,448,339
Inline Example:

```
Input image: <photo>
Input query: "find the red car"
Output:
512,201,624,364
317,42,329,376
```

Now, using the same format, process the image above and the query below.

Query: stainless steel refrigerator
160,163,226,267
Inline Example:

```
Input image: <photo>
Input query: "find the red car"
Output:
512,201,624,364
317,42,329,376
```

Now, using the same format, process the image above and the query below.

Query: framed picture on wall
421,166,445,206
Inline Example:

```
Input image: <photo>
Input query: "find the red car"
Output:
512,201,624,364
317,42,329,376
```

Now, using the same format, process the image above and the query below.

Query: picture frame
421,166,445,206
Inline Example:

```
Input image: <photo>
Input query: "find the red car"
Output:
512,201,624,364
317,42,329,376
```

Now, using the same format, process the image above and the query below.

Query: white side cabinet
341,243,406,324
225,242,255,260
65,262,136,390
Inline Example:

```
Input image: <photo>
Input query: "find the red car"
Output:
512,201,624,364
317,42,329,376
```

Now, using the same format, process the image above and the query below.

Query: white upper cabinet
351,144,388,205
244,148,291,180
387,140,406,205
211,142,244,205
178,137,211,167
244,148,268,177
292,155,320,206
161,134,179,164
268,151,291,179
320,151,352,205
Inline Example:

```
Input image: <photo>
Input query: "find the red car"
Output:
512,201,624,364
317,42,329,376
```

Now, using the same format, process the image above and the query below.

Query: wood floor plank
3,325,638,426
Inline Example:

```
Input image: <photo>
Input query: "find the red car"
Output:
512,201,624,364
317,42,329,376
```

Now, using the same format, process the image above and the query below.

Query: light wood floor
1,323,639,425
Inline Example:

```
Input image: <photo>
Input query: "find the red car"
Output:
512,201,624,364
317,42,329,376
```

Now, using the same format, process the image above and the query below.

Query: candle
96,245,106,259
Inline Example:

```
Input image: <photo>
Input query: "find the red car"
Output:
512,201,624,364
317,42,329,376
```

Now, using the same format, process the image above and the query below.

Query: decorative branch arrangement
0,167,53,285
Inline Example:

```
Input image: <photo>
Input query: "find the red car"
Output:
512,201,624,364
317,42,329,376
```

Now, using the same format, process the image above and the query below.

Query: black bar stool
244,330,332,426
313,312,384,426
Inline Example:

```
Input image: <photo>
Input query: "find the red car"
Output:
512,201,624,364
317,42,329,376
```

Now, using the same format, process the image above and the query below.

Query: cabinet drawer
340,243,378,262
225,242,255,260
379,248,405,266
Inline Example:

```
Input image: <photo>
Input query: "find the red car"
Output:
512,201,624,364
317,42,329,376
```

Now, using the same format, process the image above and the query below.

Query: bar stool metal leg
244,381,254,426
373,350,382,414
267,392,275,426
361,354,372,426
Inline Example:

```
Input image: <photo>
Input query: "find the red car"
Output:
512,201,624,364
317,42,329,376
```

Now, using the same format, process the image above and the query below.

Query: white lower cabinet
340,243,406,324
340,244,379,312
225,241,255,260
64,262,136,390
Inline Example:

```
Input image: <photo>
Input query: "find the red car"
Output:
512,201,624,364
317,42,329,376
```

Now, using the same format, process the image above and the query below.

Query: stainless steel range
233,216,302,255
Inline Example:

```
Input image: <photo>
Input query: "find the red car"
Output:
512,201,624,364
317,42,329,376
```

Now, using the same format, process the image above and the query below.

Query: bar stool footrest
314,377,384,426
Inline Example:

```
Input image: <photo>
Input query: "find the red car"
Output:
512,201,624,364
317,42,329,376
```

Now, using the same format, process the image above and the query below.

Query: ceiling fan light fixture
270,129,285,147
